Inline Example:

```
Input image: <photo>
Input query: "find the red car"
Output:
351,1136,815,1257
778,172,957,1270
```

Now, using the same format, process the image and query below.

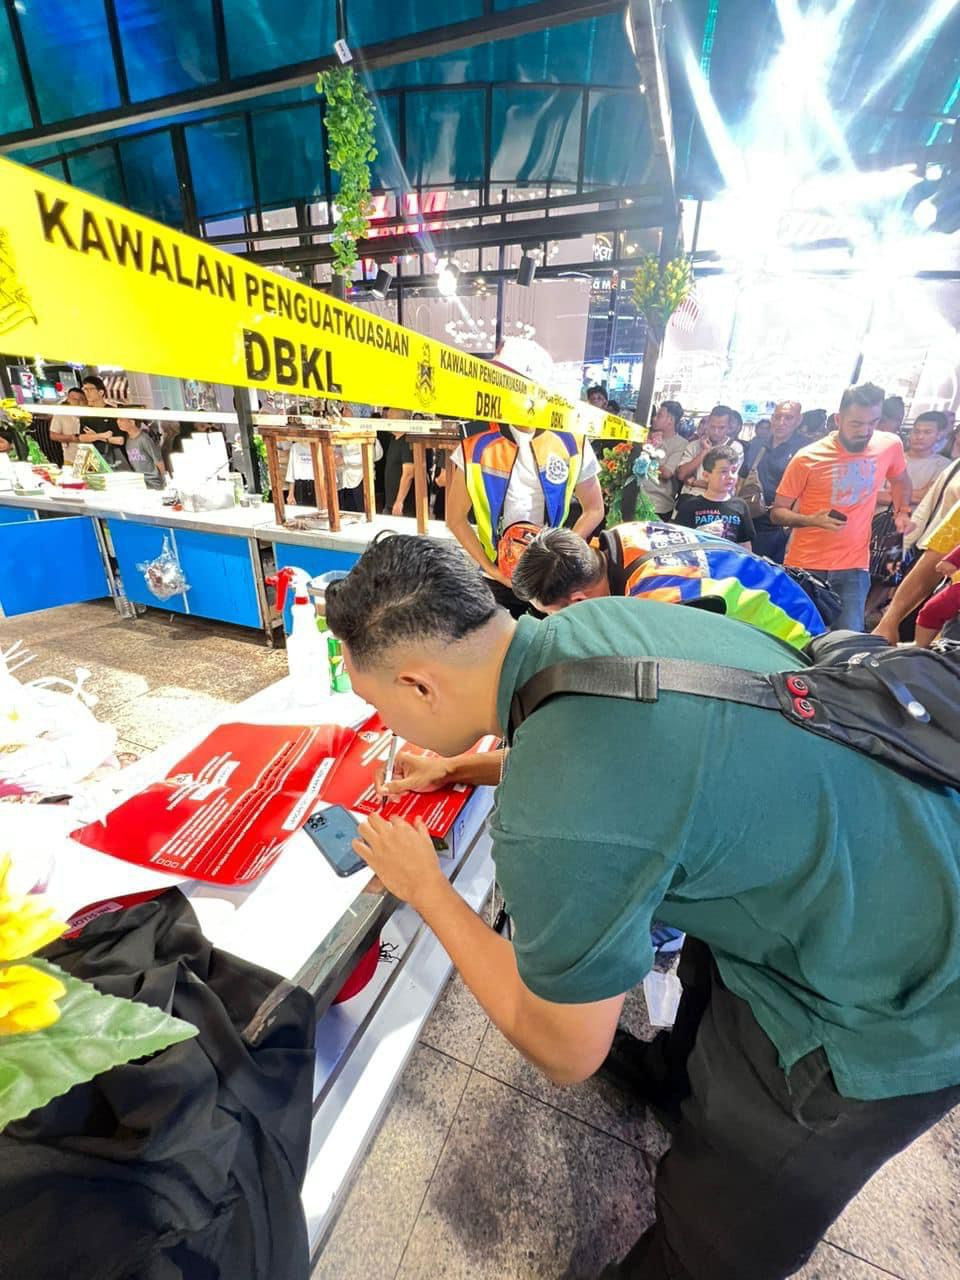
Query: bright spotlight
913,198,938,230
437,259,460,297
926,163,945,182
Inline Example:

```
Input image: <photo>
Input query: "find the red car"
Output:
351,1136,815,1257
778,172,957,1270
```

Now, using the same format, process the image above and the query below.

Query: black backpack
508,632,960,791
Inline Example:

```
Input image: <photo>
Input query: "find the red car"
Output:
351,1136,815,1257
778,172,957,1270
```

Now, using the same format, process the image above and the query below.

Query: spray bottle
268,567,331,694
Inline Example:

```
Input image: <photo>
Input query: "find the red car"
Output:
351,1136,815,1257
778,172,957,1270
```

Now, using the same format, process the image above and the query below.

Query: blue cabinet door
107,520,189,614
0,506,38,524
106,520,262,628
0,516,109,616
175,529,262,629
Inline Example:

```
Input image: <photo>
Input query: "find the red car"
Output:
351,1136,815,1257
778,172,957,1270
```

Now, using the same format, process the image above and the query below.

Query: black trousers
601,939,960,1279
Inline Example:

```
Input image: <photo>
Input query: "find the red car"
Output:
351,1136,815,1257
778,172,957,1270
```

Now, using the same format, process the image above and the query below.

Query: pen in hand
380,733,399,811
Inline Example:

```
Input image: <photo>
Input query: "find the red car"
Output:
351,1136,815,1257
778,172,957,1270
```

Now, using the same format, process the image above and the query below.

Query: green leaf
0,959,197,1130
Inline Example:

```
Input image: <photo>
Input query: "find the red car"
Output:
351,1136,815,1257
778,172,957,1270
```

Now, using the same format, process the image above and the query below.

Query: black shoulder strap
508,656,778,742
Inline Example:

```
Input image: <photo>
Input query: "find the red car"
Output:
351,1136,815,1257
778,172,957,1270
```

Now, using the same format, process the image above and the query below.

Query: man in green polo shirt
325,534,960,1280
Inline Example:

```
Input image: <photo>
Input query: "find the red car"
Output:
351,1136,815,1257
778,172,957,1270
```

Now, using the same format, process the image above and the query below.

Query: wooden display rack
404,428,463,535
256,419,378,531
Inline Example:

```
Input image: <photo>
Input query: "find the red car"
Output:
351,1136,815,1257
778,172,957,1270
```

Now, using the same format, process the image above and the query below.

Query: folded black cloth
0,887,315,1280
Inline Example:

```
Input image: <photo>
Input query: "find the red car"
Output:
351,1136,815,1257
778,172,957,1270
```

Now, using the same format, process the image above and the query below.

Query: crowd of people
310,371,960,1280
438,379,960,645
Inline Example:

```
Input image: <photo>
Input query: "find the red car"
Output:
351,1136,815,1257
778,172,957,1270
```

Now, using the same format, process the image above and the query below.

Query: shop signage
0,158,644,441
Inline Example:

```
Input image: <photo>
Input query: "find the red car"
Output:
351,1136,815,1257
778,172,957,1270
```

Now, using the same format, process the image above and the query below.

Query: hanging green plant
316,67,378,280
631,254,693,345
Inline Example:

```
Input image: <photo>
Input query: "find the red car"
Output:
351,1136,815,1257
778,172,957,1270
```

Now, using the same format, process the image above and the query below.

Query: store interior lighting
437,259,461,297
370,266,394,299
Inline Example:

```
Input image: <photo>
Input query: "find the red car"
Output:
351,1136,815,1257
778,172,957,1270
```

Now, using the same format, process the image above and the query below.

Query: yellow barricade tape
0,158,645,443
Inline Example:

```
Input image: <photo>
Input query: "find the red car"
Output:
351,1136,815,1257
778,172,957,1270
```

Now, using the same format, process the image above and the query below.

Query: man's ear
396,670,436,701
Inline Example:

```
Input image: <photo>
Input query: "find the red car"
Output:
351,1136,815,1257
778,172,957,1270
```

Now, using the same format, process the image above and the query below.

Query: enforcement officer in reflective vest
446,423,604,616
511,522,827,651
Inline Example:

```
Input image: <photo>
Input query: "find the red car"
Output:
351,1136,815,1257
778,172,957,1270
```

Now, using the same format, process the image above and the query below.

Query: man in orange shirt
771,382,912,631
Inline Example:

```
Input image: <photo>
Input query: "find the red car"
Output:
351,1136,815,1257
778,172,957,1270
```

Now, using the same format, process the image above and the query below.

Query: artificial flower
0,963,65,1035
0,855,67,962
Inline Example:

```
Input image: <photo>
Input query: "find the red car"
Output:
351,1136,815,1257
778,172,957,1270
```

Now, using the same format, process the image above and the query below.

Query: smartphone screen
828,509,848,523
303,805,366,877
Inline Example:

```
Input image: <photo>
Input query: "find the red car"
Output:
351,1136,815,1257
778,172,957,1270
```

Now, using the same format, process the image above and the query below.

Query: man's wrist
410,870,456,919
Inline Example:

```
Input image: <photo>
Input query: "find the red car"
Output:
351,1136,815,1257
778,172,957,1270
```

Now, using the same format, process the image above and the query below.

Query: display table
0,489,455,640
257,421,378,531
8,675,495,1257
405,428,462,535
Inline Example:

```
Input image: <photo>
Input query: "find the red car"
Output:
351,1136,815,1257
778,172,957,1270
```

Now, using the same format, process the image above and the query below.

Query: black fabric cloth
89,416,131,471
675,494,756,544
600,939,960,1280
750,514,789,562
0,888,315,1280
741,433,803,504
383,434,414,514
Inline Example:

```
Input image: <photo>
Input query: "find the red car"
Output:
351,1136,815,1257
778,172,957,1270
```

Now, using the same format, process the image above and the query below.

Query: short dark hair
801,408,827,432
882,395,905,418
606,400,621,415
658,400,683,427
703,445,740,472
914,410,947,434
839,382,884,413
586,385,607,399
710,404,735,423
325,534,498,668
511,528,605,606
81,375,106,393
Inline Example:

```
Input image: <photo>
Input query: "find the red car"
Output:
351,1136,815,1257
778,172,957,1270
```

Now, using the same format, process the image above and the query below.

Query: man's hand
893,511,916,536
808,510,847,531
391,500,404,517
935,559,955,579
375,751,450,797
353,812,446,910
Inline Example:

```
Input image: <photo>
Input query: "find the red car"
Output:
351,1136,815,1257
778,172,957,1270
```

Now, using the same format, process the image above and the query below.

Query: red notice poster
71,722,355,885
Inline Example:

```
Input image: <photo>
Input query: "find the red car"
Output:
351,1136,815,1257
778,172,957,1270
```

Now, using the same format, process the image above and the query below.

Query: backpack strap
508,656,778,742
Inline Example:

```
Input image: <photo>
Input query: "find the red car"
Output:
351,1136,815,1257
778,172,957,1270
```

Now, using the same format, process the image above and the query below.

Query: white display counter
6,675,494,1258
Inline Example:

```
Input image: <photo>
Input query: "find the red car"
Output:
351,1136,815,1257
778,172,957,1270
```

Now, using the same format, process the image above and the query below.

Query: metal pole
233,386,261,492
495,187,508,349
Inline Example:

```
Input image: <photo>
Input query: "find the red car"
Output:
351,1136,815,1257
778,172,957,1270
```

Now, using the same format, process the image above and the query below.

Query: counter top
0,489,454,547
258,511,454,550
0,488,272,537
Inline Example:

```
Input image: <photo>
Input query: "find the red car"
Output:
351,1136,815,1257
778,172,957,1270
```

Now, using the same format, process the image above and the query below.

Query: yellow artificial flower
0,855,67,962
0,963,66,1035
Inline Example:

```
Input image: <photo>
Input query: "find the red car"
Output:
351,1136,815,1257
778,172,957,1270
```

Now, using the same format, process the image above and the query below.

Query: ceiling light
517,252,537,287
437,259,461,297
370,265,394,298
925,162,944,182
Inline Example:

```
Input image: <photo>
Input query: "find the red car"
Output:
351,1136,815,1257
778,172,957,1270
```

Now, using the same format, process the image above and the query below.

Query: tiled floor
5,602,958,1280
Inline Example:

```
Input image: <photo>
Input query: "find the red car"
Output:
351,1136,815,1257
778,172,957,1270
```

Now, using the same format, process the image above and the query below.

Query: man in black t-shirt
676,446,755,547
739,399,804,560
381,407,415,516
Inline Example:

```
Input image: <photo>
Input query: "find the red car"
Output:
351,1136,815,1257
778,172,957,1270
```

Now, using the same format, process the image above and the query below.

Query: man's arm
378,748,505,796
445,465,510,585
769,492,846,531
354,815,625,1084
571,475,604,537
676,442,707,486
391,461,415,516
888,469,914,533
873,548,945,643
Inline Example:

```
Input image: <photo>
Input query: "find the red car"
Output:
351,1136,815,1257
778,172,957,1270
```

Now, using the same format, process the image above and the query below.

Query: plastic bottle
309,571,352,693
268,567,331,694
